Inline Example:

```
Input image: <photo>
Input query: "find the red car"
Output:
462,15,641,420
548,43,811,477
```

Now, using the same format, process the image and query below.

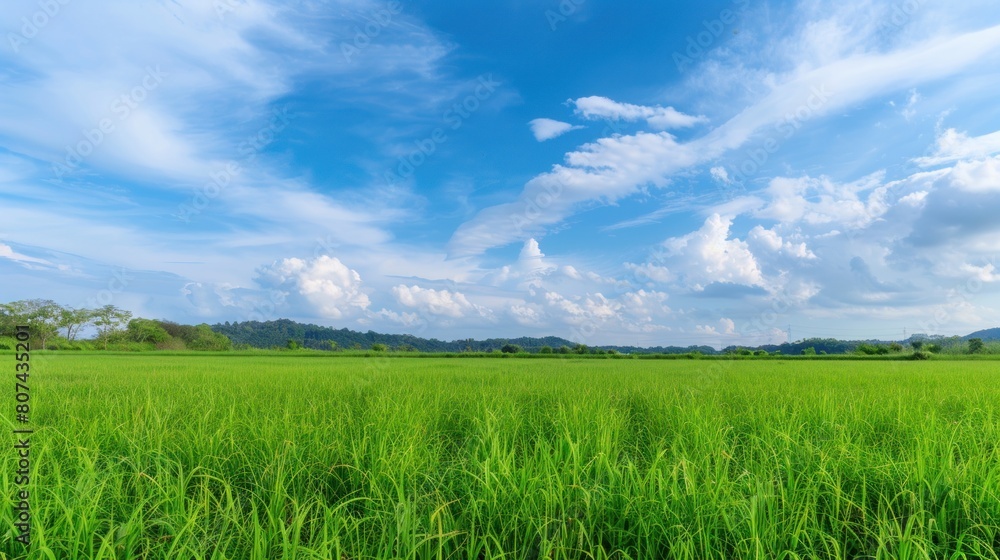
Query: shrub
371,343,388,352
911,350,932,360
539,346,553,354
501,344,522,354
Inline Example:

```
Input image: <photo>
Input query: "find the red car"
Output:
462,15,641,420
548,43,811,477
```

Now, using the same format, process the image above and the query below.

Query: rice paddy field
3,353,1000,559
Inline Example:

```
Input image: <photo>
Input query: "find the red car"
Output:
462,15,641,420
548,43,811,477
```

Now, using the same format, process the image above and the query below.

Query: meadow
2,354,1000,559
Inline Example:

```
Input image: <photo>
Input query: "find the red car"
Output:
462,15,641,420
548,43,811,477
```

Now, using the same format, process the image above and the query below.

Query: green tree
287,339,300,350
501,343,522,354
911,340,924,351
968,338,985,354
927,343,943,353
573,343,588,355
127,318,170,344
59,306,94,341
371,343,388,352
539,345,553,354
801,347,817,355
889,342,903,353
557,345,571,354
92,305,133,350
6,299,63,349
328,341,339,351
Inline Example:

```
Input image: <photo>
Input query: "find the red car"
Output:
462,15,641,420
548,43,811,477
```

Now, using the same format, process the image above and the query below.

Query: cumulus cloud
255,256,370,319
695,318,737,336
747,226,816,259
661,213,765,291
392,284,488,319
572,96,708,129
529,118,584,141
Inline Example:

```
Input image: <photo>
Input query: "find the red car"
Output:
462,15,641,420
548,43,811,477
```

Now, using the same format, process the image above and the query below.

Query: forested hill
964,328,1000,341
212,319,579,352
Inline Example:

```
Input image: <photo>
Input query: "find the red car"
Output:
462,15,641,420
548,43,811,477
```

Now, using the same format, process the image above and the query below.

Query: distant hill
964,328,1000,341
212,319,580,352
212,319,1000,355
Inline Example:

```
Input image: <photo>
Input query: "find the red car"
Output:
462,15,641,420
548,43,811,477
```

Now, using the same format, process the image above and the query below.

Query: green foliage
801,347,817,355
911,340,924,351
573,343,588,354
889,342,903,352
371,343,388,352
969,338,985,354
1,299,63,348
927,343,943,353
500,343,522,354
127,318,171,344
557,345,571,354
92,304,133,350
287,339,300,350
539,345,553,354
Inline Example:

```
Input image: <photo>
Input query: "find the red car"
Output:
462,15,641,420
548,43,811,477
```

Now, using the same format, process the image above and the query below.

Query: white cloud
709,166,731,183
624,262,675,284
958,263,1000,283
947,156,1000,193
255,256,370,319
914,128,1000,167
695,318,737,337
747,226,816,259
572,96,707,130
452,24,1000,257
528,118,583,141
0,243,52,266
900,89,920,120
392,284,487,319
662,213,764,291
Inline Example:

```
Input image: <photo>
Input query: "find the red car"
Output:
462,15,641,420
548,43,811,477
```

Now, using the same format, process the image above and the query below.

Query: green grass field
3,354,1000,559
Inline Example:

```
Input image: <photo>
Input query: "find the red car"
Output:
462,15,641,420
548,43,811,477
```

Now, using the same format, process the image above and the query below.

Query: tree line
0,299,231,351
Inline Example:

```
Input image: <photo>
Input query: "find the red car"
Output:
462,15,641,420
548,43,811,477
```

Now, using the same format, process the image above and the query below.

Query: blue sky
3,0,1000,347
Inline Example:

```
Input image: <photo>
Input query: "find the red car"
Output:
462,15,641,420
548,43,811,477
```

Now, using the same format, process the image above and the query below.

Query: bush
539,346,553,354
501,343,522,354
911,350,932,360
371,343,388,352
